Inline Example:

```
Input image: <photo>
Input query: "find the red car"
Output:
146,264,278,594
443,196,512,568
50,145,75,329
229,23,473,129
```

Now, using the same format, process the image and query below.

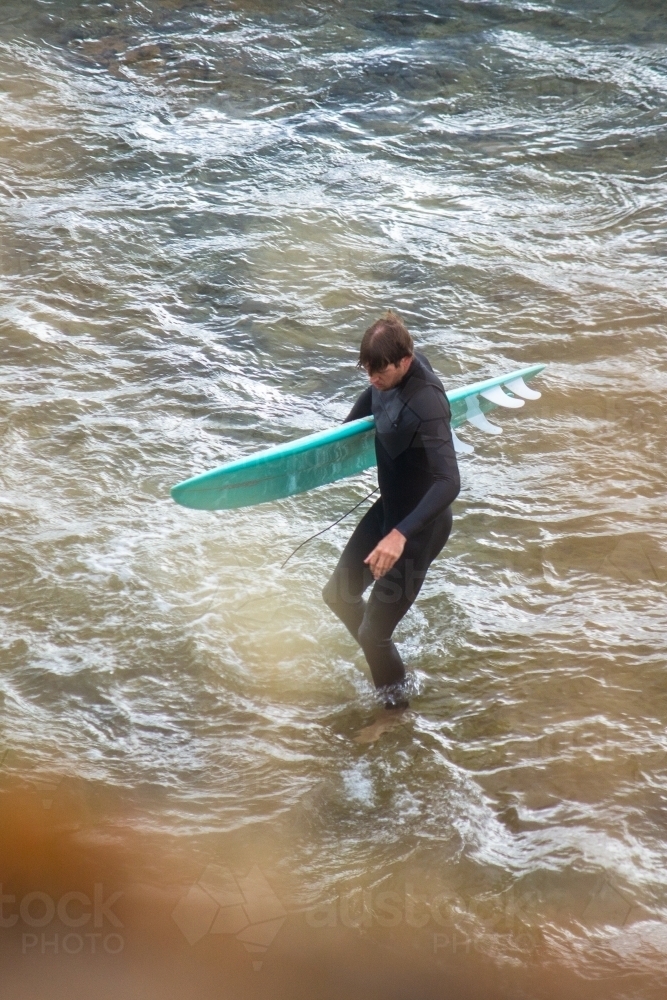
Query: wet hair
357,311,414,374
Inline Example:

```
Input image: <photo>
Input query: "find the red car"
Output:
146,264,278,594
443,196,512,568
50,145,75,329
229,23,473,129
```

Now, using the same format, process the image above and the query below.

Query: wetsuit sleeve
344,386,373,422
395,388,460,539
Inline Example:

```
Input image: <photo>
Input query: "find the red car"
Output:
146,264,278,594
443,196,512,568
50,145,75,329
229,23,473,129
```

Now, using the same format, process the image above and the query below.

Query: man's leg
357,508,453,692
322,499,384,640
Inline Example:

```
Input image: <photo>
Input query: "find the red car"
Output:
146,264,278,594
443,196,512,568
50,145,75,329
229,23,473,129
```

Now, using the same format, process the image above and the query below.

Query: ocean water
0,2,666,997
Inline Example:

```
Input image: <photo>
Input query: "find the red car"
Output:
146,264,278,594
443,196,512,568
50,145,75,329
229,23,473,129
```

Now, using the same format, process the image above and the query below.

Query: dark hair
357,311,414,374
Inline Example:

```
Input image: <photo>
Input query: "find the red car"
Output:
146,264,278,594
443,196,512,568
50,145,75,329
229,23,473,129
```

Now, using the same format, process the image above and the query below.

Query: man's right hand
364,528,406,580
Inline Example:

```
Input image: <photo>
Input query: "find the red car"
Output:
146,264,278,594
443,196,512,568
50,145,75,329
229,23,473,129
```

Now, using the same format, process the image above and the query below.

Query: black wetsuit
322,352,460,696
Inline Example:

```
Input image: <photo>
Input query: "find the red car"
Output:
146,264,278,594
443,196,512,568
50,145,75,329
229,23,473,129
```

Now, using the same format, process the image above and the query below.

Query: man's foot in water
384,694,409,710
353,705,410,744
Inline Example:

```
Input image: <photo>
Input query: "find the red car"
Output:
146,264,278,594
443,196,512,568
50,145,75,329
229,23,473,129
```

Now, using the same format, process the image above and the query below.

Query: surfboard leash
281,487,380,569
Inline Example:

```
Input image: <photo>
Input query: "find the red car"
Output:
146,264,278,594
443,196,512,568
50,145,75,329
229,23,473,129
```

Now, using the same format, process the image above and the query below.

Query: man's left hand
364,528,407,580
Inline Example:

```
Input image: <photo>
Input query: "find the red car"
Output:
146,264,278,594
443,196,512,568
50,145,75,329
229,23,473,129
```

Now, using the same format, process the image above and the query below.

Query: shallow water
0,1,666,997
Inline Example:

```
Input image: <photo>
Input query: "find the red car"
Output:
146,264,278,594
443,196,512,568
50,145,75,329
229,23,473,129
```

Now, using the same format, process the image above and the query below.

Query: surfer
322,312,460,708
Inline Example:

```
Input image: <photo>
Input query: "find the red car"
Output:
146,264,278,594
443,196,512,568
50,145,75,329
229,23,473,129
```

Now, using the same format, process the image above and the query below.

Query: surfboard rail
171,363,546,511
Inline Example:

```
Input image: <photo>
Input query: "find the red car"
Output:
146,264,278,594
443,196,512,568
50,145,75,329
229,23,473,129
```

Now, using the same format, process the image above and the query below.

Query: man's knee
356,615,374,649
323,566,361,611
359,587,410,649
322,575,338,611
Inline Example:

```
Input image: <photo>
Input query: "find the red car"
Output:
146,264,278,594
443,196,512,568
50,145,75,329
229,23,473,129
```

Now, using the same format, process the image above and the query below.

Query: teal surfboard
171,363,545,511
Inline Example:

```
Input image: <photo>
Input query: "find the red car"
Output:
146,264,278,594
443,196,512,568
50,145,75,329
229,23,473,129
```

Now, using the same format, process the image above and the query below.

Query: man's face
365,354,413,391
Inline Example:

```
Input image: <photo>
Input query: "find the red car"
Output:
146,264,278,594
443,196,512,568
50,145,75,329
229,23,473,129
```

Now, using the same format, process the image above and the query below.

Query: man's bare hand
364,528,407,580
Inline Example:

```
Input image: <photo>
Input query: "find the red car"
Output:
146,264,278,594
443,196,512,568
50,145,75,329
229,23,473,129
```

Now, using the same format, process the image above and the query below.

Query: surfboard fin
504,376,541,401
468,412,503,434
465,395,503,435
451,429,474,454
480,385,524,409
446,365,546,445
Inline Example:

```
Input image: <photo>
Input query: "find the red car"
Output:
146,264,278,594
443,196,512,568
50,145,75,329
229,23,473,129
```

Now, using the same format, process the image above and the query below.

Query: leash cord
281,487,379,569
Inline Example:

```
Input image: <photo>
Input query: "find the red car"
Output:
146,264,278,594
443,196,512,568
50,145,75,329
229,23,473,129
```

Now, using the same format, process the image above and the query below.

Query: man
322,311,460,708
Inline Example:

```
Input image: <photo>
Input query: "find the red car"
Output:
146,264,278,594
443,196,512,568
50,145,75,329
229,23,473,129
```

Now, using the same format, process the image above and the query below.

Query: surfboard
170,363,545,511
